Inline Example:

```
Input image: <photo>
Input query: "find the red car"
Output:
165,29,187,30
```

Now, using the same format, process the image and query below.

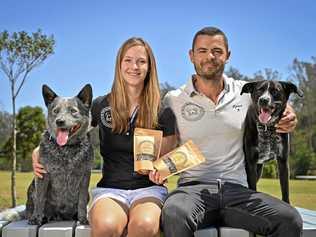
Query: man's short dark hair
192,27,229,52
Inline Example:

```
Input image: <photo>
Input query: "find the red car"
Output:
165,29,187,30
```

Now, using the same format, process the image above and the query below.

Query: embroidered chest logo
100,106,112,128
181,102,205,121
232,104,243,112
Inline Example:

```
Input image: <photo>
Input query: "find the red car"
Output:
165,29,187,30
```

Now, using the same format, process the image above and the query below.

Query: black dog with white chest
241,80,303,203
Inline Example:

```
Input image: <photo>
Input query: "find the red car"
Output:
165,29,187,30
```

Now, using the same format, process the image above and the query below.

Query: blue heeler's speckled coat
26,84,94,225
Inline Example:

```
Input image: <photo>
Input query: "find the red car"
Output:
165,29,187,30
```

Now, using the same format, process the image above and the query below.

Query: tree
225,66,251,81
89,127,103,170
0,106,45,171
289,57,316,175
254,68,282,81
290,130,316,177
290,58,316,150
160,82,175,99
0,110,12,148
0,110,12,170
16,106,45,171
0,30,55,207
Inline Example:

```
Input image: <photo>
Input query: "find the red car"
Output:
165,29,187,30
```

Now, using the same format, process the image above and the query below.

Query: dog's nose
259,97,270,106
56,119,65,127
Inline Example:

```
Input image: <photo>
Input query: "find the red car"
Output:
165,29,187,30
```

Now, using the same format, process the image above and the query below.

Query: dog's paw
28,216,43,225
78,217,89,225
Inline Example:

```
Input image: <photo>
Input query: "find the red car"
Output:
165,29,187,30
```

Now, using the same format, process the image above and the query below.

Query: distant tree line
289,57,316,177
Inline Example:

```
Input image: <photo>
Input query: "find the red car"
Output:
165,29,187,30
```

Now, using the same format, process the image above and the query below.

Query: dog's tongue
259,109,271,124
56,130,69,146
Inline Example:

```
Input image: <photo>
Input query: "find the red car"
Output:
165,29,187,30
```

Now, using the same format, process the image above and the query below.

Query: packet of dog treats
153,140,205,180
134,128,163,174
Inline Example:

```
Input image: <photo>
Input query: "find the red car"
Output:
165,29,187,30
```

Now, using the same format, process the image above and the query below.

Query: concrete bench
1,220,88,237
1,207,316,237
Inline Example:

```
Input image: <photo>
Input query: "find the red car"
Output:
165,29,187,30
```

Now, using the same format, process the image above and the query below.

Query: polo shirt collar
184,74,230,97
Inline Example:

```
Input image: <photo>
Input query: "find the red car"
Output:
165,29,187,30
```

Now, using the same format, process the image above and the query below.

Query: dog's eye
270,88,279,95
53,108,60,114
258,87,265,92
70,108,78,114
270,89,281,98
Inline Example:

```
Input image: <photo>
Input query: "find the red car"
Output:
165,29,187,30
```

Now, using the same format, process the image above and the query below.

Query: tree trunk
11,82,17,207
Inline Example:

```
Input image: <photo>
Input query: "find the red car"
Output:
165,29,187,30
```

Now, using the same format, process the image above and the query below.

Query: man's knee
162,196,189,223
266,205,303,237
281,206,303,233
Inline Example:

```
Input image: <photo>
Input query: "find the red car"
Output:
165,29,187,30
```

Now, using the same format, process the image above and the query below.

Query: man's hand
32,147,46,178
148,169,165,184
275,104,297,133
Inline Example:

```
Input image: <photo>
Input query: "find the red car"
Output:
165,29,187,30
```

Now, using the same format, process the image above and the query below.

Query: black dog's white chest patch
257,123,282,164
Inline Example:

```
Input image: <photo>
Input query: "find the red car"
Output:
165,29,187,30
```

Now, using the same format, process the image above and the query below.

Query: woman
33,37,177,237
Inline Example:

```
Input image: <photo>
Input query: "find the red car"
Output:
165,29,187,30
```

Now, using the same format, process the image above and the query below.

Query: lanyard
128,105,139,134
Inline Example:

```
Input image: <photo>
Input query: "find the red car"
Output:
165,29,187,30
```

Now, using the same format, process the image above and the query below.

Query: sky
0,0,315,112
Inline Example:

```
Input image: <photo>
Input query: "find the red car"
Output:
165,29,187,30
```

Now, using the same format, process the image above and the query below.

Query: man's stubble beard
194,61,225,81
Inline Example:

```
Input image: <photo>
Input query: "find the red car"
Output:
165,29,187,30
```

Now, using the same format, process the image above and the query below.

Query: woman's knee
91,217,125,237
128,215,160,236
89,198,128,237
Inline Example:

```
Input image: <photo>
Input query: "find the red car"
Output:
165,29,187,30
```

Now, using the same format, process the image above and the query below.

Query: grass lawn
0,171,316,211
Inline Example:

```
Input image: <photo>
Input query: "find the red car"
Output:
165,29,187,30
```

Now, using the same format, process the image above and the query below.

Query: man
159,27,302,237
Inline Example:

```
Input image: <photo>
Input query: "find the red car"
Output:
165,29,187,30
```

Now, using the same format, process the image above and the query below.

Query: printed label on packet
134,128,162,174
153,140,205,180
136,136,155,161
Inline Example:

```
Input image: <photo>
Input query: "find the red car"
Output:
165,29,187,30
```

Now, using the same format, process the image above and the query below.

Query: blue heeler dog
241,80,303,203
26,84,94,225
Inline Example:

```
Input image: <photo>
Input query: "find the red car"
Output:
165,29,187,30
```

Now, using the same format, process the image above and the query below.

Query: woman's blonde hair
110,37,161,133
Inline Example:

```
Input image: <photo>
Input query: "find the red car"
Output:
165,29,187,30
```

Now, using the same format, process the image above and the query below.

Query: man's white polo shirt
163,75,251,187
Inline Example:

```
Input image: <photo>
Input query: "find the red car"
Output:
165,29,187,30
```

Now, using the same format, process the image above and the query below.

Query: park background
0,0,315,210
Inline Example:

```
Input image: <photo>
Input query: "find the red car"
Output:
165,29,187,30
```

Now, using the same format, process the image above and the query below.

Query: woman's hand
148,169,165,184
32,147,46,178
275,104,297,133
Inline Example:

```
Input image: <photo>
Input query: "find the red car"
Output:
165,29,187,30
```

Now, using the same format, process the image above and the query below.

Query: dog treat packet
134,128,163,174
153,140,205,180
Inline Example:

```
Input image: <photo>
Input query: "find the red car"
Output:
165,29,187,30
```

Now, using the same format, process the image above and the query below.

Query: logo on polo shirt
100,106,112,128
232,104,243,112
181,102,205,121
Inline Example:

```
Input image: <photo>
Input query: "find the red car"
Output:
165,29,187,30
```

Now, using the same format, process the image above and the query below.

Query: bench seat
1,207,316,237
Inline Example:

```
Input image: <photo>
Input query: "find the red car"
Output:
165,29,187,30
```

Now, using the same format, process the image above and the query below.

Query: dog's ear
279,81,304,99
42,85,58,107
77,84,93,108
240,81,258,95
